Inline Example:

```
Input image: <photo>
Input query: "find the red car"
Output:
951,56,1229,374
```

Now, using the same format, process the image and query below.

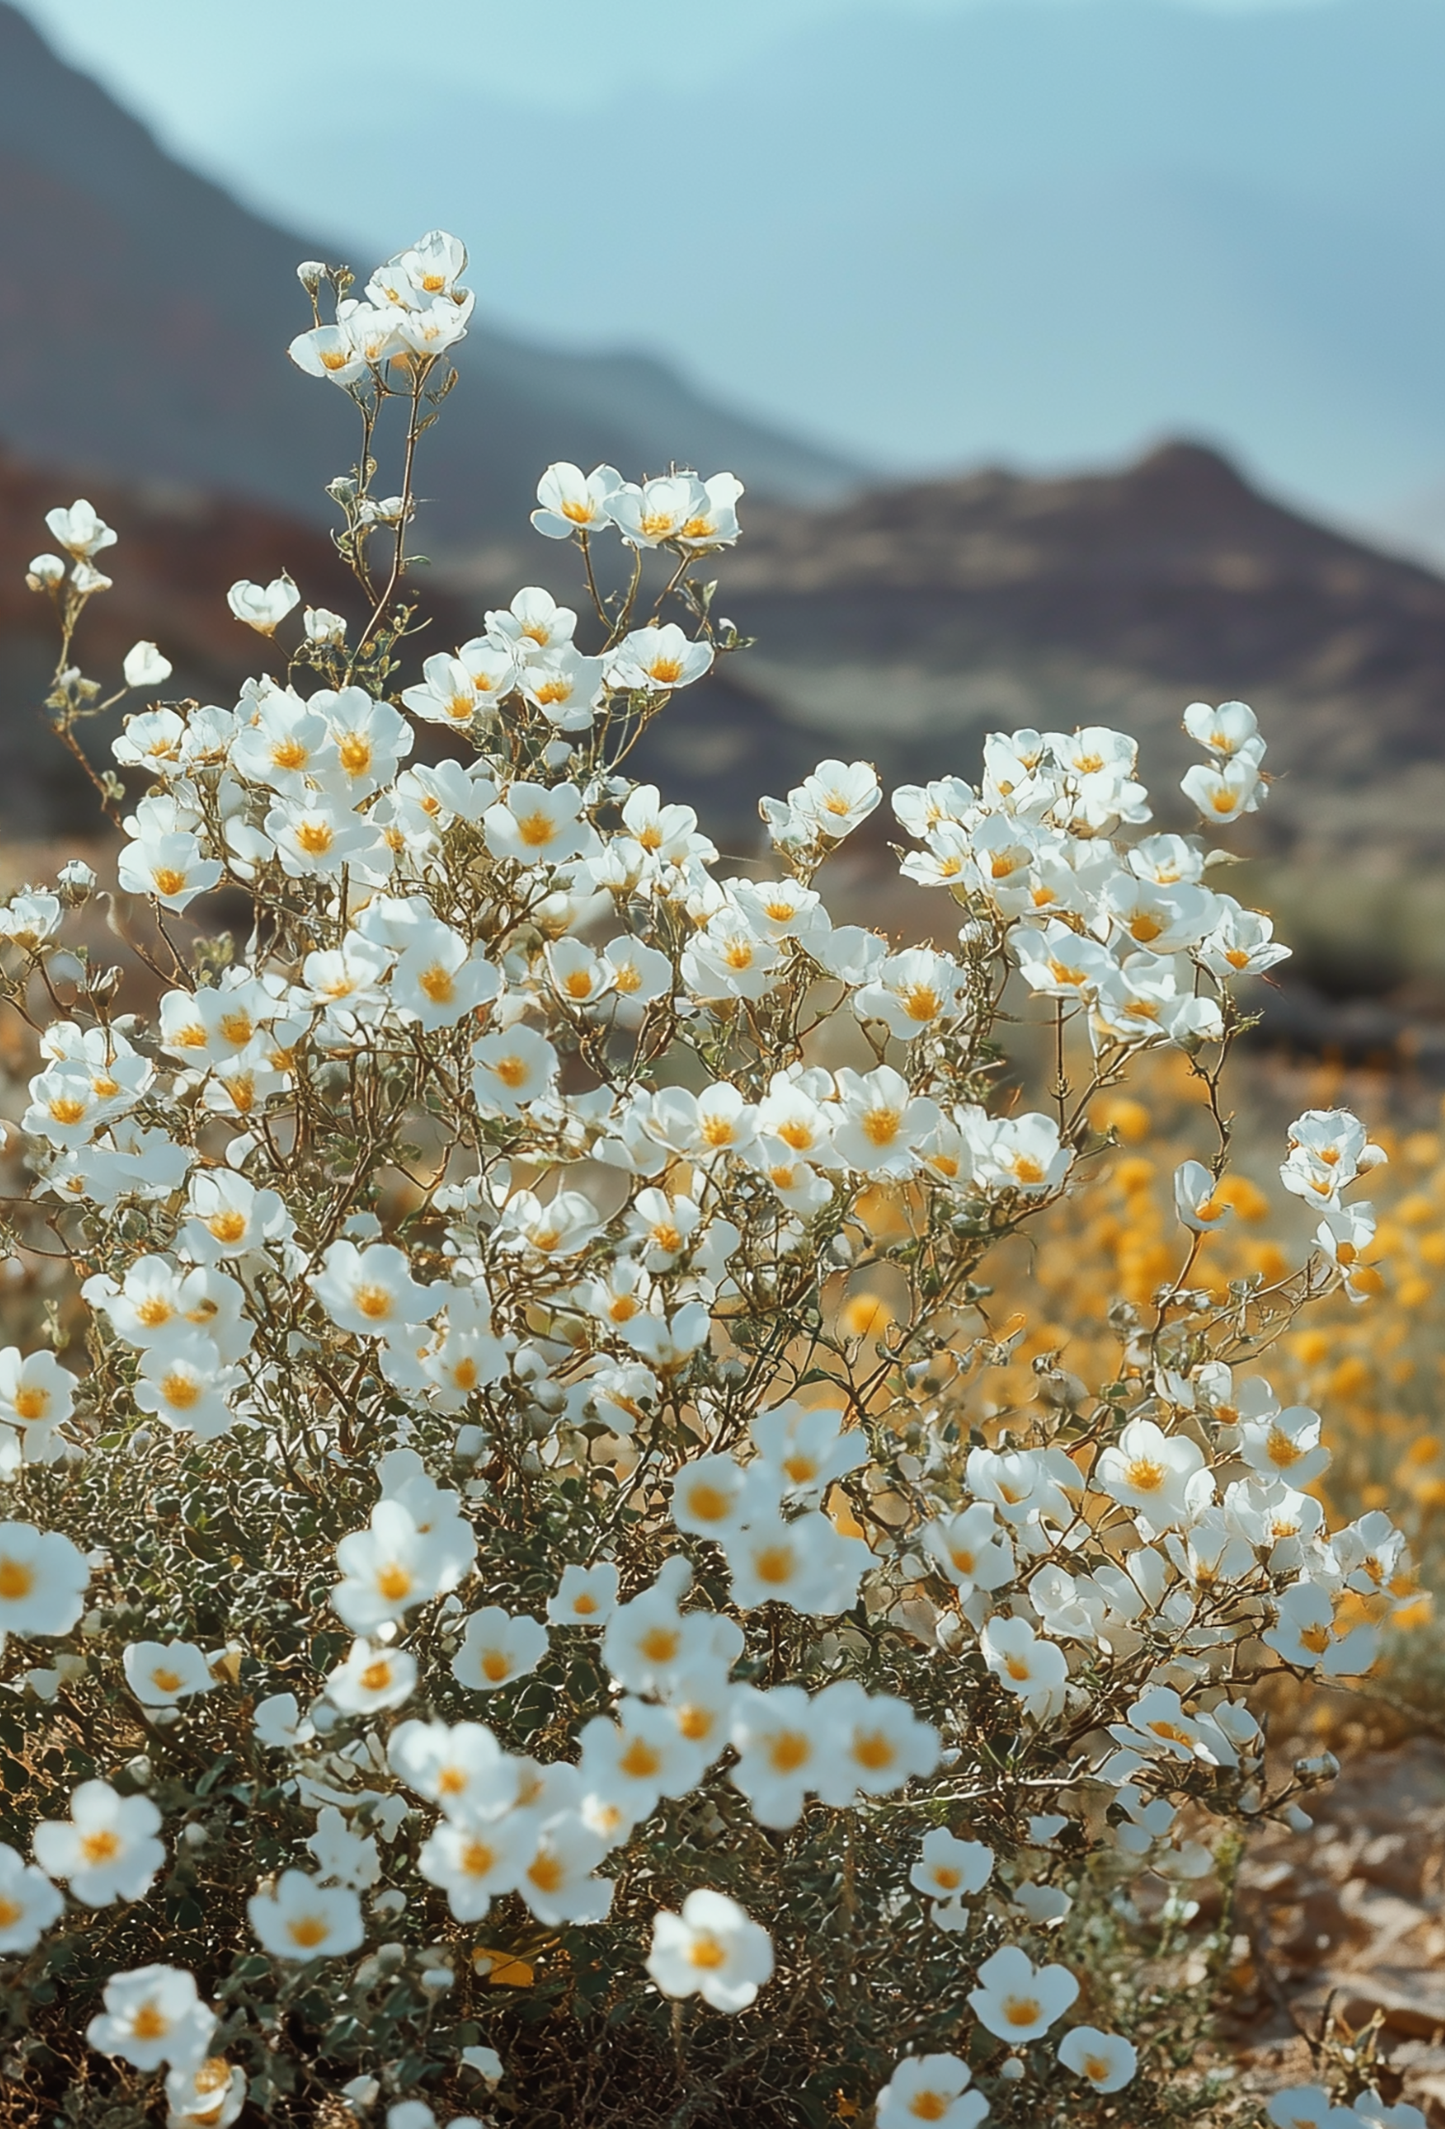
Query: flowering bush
0,232,1424,2129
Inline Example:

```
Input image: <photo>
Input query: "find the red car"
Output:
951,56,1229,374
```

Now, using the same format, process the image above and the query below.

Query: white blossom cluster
0,231,1419,2128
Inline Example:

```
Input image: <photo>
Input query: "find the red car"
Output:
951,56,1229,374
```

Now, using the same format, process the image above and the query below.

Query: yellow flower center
161,1372,201,1409
853,1730,896,1771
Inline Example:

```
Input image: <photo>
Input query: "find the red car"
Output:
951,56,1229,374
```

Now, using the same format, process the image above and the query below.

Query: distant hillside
0,5,857,546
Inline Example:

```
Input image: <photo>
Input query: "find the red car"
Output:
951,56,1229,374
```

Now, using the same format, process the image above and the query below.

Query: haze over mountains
0,5,854,543
15,0,1445,558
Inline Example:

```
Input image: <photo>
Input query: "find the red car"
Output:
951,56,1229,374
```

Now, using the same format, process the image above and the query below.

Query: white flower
123,1640,216,1707
0,891,63,947
921,1504,1014,1594
1239,1405,1330,1489
391,923,499,1031
724,1510,869,1617
793,759,882,840
514,1813,613,1926
483,782,590,867
910,1827,993,1903
1174,1159,1230,1232
494,1188,604,1263
123,641,173,690
179,1170,291,1265
579,1697,707,1820
325,1638,418,1713
46,499,116,557
970,1111,1071,1196
875,2053,987,2129
728,1684,823,1829
1094,1417,1209,1528
548,1562,620,1627
451,1605,548,1692
670,1453,767,1540
310,1241,433,1342
1181,755,1264,822
332,1497,475,1633
0,1347,75,1458
0,1842,63,1951
164,2055,248,2129
117,831,222,912
979,1616,1069,1713
227,576,300,635
855,946,968,1040
968,1943,1079,2041
387,1718,519,1823
26,553,66,589
1057,2025,1138,2094
1108,1686,1240,1770
519,645,607,728
471,1026,559,1115
1182,698,1262,760
0,1522,89,1647
833,1065,938,1176
675,471,744,549
252,1693,314,1752
645,1889,773,2011
417,1808,535,1922
608,473,709,549
289,323,370,386
1013,918,1119,1003
606,623,713,693
1264,1582,1378,1678
486,585,577,655
304,605,347,645
307,1806,380,1890
812,1681,940,1804
248,1869,365,1962
266,794,386,881
134,1335,241,1440
86,1963,216,2073
33,1780,165,1906
1198,897,1290,979
531,460,622,539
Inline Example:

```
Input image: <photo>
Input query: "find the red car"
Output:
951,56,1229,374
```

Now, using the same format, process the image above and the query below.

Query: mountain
130,0,1445,553
0,5,857,550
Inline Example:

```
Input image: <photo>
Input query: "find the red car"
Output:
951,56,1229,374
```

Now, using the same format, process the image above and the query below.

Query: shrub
0,231,1419,2129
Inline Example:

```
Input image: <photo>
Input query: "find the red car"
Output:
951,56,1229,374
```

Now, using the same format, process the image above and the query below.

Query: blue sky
13,0,1445,548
